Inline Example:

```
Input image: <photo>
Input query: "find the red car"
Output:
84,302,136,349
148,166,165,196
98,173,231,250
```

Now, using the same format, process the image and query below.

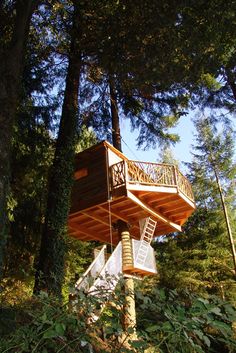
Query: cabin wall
107,149,123,166
70,145,108,213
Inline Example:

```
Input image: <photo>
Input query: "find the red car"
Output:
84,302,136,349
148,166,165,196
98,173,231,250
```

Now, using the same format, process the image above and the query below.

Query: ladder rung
145,230,154,235
140,240,149,244
139,245,148,249
137,254,146,259
138,248,147,252
146,225,155,230
143,237,151,242
144,234,152,238
147,224,156,229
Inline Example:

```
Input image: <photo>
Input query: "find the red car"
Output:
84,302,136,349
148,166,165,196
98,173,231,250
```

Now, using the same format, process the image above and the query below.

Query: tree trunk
226,68,236,102
34,3,82,296
0,0,39,278
229,80,236,102
109,77,122,151
109,87,137,336
213,167,236,276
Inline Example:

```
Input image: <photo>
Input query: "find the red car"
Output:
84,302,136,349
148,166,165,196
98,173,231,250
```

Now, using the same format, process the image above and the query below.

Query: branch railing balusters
110,160,194,202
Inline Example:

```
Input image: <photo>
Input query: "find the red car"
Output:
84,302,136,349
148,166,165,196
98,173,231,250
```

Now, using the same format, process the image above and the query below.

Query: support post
117,220,137,339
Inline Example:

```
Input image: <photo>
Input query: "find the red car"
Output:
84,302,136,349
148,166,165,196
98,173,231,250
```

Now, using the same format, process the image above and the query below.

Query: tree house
68,141,195,277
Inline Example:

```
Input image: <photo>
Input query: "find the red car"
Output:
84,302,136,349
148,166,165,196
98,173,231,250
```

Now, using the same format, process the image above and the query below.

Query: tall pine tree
156,116,236,300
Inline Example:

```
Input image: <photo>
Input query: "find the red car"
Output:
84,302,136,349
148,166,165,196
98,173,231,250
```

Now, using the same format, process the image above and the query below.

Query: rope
121,136,141,161
105,147,113,253
106,128,141,252
108,198,113,253
109,126,141,161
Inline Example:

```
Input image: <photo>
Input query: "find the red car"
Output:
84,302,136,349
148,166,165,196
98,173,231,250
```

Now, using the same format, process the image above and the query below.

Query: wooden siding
68,141,195,244
70,144,108,213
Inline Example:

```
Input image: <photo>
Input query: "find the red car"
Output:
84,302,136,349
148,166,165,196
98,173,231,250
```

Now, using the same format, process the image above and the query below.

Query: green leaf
158,288,166,300
209,307,222,316
193,329,204,340
162,321,173,331
41,313,47,322
224,304,236,319
55,323,66,336
146,324,160,333
131,340,146,348
211,320,231,333
43,329,58,339
202,335,211,347
197,298,209,306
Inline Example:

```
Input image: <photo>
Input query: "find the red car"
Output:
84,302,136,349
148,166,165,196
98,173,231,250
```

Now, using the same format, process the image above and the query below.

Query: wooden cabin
68,141,195,245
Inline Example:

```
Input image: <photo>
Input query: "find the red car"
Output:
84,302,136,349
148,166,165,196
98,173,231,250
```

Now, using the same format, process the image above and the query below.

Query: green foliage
1,282,235,353
63,237,95,300
137,286,236,353
0,294,92,353
156,116,236,300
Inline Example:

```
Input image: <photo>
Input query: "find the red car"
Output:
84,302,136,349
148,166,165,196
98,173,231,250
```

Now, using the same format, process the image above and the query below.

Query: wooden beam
127,191,182,233
128,184,178,195
80,210,110,227
98,205,128,223
161,204,192,216
98,205,140,231
178,190,196,209
148,196,181,208
171,210,194,224
68,224,98,238
69,201,111,220
69,224,114,243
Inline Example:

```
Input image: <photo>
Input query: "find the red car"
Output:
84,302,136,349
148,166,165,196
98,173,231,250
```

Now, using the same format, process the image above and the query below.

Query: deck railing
110,160,194,202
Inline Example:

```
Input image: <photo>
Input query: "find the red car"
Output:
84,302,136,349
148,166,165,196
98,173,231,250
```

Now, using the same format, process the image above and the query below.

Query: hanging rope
121,136,141,161
105,147,113,253
105,128,142,252
108,198,113,253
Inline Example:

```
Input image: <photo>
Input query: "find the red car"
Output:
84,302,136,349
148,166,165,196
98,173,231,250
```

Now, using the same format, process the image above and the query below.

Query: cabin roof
75,140,128,162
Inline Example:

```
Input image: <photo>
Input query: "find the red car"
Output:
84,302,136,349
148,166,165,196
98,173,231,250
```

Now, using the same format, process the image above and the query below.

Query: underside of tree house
68,141,195,244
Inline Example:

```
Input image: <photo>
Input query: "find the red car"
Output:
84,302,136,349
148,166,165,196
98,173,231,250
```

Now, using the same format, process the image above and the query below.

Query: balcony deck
111,160,194,203
68,142,195,244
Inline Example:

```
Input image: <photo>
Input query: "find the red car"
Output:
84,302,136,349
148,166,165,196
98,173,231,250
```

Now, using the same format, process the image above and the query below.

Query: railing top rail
129,160,176,168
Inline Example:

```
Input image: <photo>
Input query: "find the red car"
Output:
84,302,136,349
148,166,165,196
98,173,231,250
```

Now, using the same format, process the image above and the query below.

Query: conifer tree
33,1,82,296
156,116,236,299
0,0,40,279
191,116,236,275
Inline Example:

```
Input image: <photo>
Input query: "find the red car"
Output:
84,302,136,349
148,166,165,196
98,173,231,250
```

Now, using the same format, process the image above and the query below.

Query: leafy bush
136,287,236,353
1,282,235,353
0,292,103,353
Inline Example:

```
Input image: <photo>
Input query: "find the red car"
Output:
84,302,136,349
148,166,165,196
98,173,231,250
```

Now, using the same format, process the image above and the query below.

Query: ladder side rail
136,217,157,265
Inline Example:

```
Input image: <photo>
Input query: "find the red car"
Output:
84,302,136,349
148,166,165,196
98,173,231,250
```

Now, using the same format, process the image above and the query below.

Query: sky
121,114,195,172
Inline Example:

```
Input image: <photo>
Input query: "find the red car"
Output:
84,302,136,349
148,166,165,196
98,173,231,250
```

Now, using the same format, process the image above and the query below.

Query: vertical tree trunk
34,2,82,296
118,221,137,341
0,0,39,278
213,167,236,276
109,86,137,336
226,69,236,102
109,77,122,151
229,80,236,102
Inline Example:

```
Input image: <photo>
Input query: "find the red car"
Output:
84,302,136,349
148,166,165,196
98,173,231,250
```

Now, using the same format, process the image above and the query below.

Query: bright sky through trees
122,112,236,172
122,115,194,168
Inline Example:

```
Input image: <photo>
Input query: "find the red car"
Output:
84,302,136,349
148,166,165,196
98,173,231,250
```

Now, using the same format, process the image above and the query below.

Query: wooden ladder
135,217,157,266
